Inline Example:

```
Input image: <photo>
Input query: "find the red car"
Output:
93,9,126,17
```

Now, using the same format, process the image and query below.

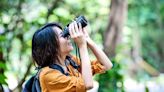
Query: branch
131,30,160,76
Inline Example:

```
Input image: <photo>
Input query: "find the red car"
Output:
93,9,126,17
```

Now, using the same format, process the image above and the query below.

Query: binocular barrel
62,16,88,38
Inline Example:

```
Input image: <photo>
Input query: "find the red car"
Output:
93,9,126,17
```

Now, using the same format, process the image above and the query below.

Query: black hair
32,22,62,67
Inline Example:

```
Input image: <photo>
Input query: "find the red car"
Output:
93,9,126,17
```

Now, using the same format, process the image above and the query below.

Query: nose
67,39,71,42
67,38,72,43
66,35,70,40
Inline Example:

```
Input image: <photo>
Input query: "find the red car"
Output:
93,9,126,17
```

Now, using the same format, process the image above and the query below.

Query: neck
58,53,67,66
56,53,70,73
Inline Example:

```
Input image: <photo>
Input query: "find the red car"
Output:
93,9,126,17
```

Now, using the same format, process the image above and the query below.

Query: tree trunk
103,0,127,57
98,0,127,91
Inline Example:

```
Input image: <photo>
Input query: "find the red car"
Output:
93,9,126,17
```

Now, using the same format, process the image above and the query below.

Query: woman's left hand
82,26,94,47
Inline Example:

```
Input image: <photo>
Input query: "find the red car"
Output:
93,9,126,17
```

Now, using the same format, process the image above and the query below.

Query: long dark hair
32,23,62,67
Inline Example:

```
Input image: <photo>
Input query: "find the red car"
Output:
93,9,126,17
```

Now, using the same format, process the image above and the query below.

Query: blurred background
0,0,164,92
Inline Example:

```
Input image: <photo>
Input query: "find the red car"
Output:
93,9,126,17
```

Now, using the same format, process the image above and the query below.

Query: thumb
82,27,88,34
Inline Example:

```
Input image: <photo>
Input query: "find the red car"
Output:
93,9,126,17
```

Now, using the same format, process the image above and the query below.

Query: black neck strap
49,64,69,76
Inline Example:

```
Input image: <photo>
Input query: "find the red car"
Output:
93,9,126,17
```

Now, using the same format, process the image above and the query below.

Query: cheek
59,39,67,50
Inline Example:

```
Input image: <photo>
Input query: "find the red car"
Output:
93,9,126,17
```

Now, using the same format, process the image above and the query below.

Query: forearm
79,44,93,90
87,39,113,70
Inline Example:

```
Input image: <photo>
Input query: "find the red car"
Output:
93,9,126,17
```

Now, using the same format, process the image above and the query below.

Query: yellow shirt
39,55,106,92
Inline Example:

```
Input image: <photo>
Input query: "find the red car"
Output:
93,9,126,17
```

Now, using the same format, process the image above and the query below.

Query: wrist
78,43,87,48
87,38,95,48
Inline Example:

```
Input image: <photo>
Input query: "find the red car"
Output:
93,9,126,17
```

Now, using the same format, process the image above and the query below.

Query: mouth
68,42,72,46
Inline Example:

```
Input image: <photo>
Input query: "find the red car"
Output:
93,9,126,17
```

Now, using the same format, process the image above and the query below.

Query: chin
68,47,74,52
69,46,73,50
66,47,73,53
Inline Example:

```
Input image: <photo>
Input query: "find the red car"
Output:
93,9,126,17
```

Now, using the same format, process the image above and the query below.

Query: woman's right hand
69,21,87,48
69,21,93,89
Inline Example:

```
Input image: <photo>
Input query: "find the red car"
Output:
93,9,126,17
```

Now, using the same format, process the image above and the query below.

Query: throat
55,61,68,73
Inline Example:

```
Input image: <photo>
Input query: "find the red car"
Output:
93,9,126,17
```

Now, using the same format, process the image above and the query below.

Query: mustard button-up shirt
39,55,106,92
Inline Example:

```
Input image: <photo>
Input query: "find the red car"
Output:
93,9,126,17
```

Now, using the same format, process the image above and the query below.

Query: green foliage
97,58,124,92
0,36,7,85
145,86,149,92
141,30,164,71
0,61,7,85
128,0,164,73
0,0,113,91
0,0,163,91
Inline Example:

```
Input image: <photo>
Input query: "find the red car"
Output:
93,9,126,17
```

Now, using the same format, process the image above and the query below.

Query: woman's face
53,27,73,55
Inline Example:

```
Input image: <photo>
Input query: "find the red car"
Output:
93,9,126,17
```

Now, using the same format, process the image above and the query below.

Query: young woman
32,21,113,92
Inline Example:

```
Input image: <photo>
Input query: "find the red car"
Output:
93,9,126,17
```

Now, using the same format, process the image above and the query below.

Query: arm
83,27,113,71
69,21,93,90
87,38,113,70
79,44,93,90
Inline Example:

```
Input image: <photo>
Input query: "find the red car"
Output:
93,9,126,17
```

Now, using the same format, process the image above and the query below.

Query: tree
98,0,127,92
104,0,127,57
0,0,113,91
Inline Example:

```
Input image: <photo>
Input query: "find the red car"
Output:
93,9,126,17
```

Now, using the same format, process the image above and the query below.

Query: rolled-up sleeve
43,70,86,92
91,60,106,75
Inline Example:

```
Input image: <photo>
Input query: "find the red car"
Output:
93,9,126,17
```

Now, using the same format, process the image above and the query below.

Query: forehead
52,26,62,35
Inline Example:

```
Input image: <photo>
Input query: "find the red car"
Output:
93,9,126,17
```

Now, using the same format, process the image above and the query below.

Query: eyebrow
60,32,62,35
59,32,63,36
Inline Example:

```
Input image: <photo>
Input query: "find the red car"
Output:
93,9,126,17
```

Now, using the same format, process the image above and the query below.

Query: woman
32,21,113,92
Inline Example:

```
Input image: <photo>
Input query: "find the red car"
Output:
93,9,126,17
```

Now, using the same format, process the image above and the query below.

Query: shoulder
39,66,84,85
40,67,66,82
39,66,86,91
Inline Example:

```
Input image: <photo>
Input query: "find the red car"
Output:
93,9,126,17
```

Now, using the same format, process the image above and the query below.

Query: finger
69,24,73,38
82,26,87,33
78,23,83,34
73,21,81,37
78,23,84,38
83,26,90,37
73,21,78,34
70,23,75,38
72,22,77,36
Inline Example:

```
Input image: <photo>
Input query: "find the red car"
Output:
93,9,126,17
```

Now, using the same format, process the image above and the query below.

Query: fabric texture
39,55,106,92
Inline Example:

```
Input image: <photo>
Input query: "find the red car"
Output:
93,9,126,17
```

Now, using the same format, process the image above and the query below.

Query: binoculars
62,15,88,38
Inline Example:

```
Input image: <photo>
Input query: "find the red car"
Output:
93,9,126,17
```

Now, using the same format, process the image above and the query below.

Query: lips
68,42,72,46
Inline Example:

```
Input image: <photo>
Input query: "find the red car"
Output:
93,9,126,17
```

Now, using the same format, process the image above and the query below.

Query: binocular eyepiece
62,16,88,38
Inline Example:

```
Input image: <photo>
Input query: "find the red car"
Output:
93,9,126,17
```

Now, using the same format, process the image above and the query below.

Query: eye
66,36,70,40
59,32,63,37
